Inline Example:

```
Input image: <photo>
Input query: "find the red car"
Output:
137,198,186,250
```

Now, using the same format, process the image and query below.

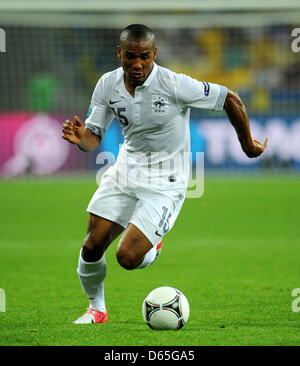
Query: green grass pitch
0,175,299,346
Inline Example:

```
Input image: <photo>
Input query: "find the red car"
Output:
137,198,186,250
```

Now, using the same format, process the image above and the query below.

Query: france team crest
152,94,169,115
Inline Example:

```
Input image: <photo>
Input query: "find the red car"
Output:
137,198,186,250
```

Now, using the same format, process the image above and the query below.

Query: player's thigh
87,185,138,229
130,194,178,247
116,193,180,266
83,185,137,260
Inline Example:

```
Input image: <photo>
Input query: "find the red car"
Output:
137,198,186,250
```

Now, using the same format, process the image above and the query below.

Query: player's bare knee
116,248,139,270
81,232,106,262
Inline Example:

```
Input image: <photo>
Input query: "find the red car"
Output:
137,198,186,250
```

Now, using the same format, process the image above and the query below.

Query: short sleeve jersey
85,63,227,191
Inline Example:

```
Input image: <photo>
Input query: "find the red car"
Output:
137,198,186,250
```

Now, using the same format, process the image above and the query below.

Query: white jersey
85,62,227,194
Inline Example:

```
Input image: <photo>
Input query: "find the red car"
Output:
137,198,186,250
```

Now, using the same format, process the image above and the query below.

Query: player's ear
117,45,121,59
153,47,158,60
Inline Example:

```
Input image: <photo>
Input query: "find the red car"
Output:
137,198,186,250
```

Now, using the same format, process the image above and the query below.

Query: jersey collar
142,62,158,87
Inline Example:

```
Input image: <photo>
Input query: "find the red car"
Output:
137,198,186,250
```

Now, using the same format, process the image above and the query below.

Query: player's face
117,41,157,86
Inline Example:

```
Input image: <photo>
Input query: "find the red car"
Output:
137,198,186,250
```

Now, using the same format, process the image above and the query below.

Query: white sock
77,249,107,312
137,245,157,269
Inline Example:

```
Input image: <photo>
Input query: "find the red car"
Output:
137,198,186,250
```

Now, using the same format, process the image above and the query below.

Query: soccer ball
142,286,190,330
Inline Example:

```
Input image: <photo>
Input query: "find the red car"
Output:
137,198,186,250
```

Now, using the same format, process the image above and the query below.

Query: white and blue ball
142,286,190,330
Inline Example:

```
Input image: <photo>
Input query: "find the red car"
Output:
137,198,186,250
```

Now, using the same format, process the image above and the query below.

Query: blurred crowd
0,25,299,116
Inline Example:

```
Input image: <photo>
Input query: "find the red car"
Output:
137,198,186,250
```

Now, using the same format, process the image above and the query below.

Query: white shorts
87,167,185,246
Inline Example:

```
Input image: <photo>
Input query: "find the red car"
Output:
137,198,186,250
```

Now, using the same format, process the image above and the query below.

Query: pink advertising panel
0,113,88,177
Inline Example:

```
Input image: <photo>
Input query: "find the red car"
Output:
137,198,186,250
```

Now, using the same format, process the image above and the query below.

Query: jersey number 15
111,107,129,127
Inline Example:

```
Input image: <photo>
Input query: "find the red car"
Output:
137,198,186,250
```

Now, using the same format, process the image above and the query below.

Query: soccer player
62,24,267,324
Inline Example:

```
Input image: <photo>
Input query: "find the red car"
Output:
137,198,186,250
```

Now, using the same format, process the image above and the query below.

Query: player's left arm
223,89,268,158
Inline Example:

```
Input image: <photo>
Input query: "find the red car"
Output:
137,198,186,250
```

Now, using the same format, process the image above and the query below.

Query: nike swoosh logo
155,230,162,237
109,99,121,105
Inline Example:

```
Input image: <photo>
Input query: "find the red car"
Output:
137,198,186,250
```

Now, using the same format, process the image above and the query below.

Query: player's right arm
62,73,115,152
62,115,101,152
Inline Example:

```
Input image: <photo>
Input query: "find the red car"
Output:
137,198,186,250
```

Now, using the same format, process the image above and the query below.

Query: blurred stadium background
1,1,300,347
0,0,300,178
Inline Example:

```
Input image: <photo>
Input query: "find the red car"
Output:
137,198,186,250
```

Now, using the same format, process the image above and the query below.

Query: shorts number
158,206,171,234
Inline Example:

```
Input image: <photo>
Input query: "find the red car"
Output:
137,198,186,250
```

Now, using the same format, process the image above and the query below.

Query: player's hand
244,137,268,158
62,116,84,145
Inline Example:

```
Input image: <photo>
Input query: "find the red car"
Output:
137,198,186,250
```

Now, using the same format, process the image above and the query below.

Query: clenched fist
244,137,268,158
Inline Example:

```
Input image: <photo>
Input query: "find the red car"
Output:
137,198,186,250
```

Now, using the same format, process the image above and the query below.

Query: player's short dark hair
119,24,156,49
